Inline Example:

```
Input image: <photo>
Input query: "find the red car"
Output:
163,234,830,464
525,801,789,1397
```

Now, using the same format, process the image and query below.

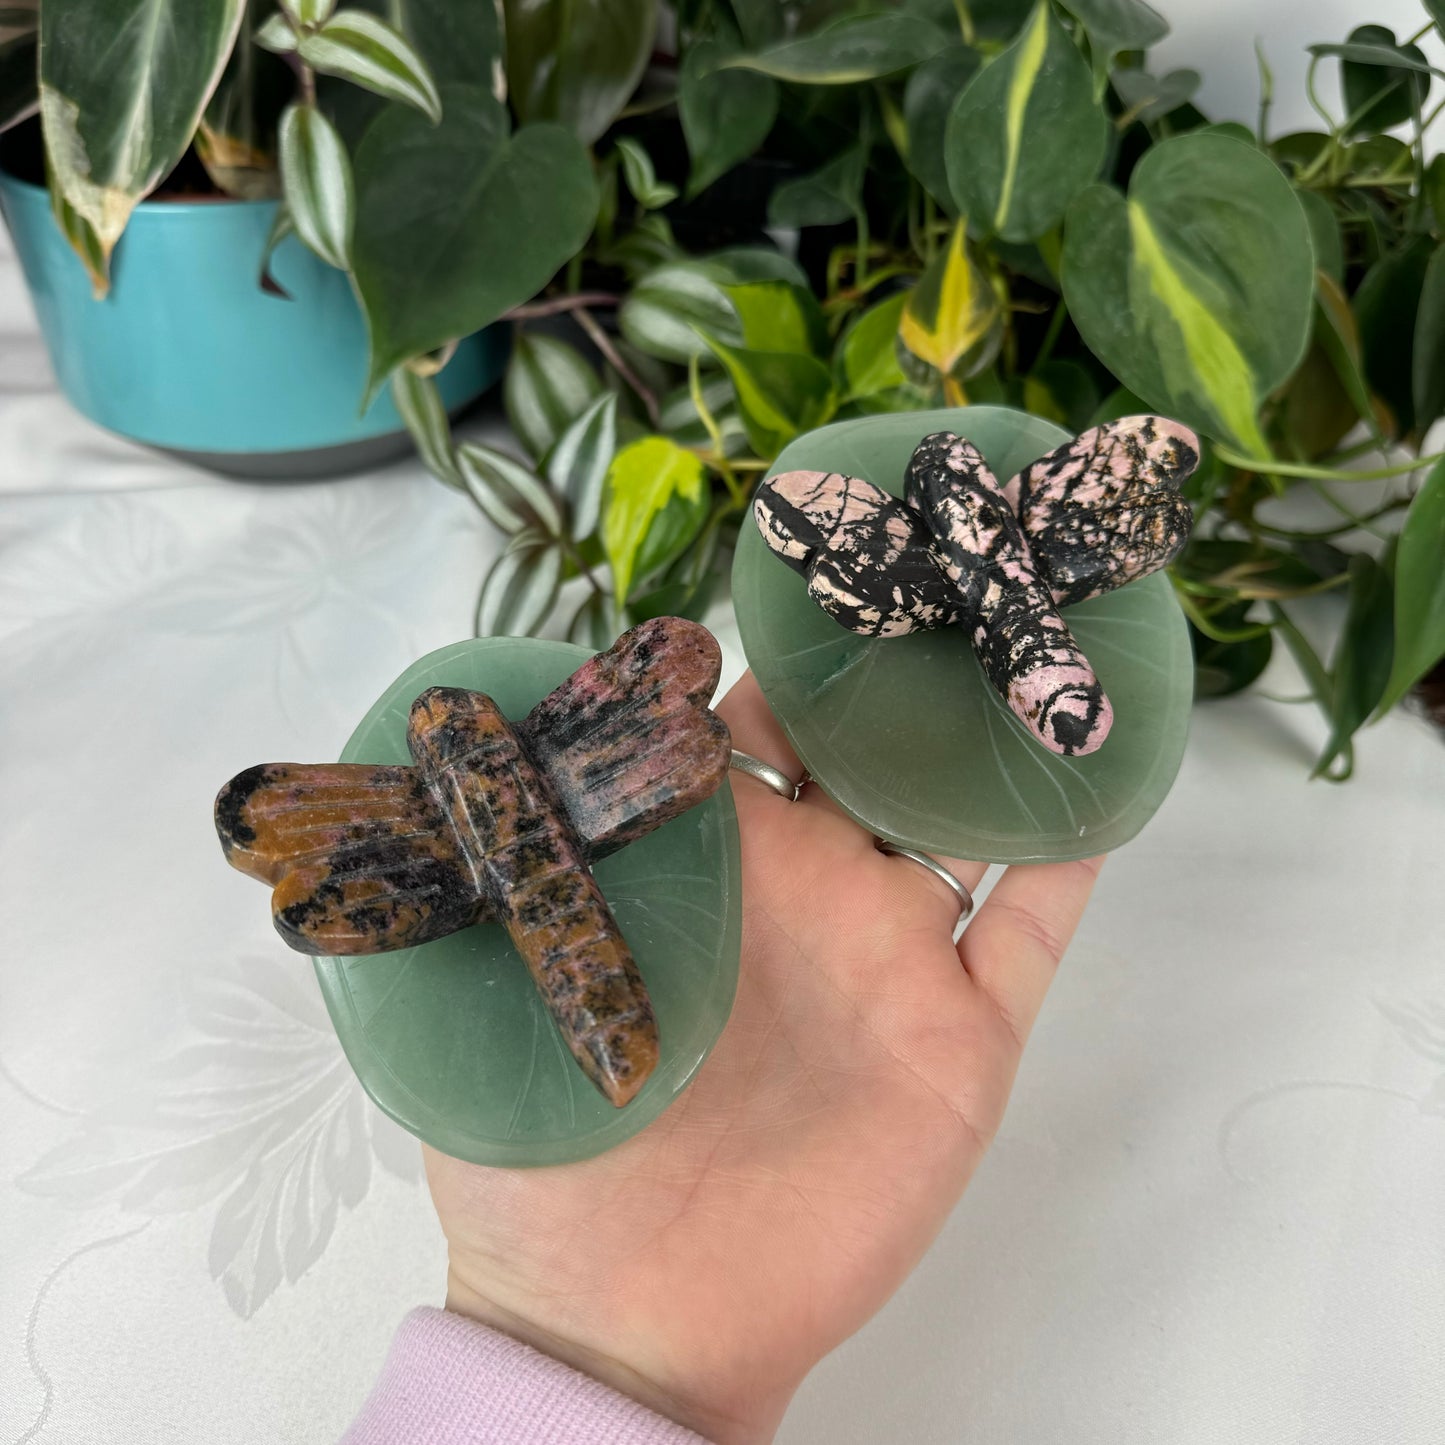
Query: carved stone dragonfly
754,416,1199,757
214,618,731,1108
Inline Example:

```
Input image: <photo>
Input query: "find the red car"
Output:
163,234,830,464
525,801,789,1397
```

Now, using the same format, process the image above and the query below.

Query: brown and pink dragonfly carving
214,618,731,1108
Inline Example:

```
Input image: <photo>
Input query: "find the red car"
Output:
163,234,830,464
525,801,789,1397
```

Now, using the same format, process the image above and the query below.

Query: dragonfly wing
519,617,732,863
906,431,1113,757
214,762,485,954
755,469,957,637
1003,416,1198,607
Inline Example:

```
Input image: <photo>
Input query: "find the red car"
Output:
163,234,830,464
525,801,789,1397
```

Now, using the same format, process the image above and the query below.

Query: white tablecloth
3,135,1445,1445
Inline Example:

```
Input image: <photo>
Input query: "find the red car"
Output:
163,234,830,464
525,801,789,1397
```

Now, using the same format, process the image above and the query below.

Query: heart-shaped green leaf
503,0,656,145
717,12,944,83
39,0,245,287
766,145,866,228
1111,66,1199,123
1330,25,1433,134
1056,0,1168,74
902,44,979,210
505,333,603,464
318,637,741,1165
1375,457,1445,719
1060,132,1313,453
837,292,909,400
731,407,1193,862
725,281,828,357
678,38,778,198
898,221,1003,387
946,1,1108,243
602,436,707,602
351,84,597,390
1356,235,1433,440
701,338,836,457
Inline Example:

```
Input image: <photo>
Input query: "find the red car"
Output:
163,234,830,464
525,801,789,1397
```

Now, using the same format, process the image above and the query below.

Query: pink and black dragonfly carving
754,417,1200,758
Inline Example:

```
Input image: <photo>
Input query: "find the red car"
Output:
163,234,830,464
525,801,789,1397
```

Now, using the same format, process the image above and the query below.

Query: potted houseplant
362,0,1445,782
0,0,521,476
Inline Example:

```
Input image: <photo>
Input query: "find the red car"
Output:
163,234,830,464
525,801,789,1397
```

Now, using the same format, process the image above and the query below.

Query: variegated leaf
457,443,564,536
1061,131,1313,454
945,1,1107,243
545,391,617,542
297,8,442,123
39,0,246,288
391,368,461,488
475,535,563,636
898,221,1003,394
278,101,354,269
504,332,603,463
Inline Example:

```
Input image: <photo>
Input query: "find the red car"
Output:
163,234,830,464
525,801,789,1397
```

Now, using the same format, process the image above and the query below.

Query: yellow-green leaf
945,1,1107,242
603,436,706,602
701,337,836,457
725,280,827,357
898,221,1002,380
1061,132,1313,452
838,291,909,399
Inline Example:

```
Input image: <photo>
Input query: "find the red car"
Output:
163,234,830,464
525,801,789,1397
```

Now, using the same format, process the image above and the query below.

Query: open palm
425,672,1102,1443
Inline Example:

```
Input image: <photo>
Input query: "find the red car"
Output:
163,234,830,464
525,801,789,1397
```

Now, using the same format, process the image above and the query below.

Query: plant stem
1251,495,1409,541
505,292,621,320
689,355,745,507
1170,582,1272,642
1213,445,1444,482
1255,39,1274,144
299,61,316,106
1033,298,1067,369
559,534,607,599
1304,55,1337,137
573,307,662,428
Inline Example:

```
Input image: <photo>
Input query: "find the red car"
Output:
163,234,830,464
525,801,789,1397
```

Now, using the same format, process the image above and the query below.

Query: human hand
425,672,1102,1443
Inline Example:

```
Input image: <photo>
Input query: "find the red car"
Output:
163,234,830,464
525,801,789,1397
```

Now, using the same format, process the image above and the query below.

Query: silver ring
729,749,803,802
878,843,974,920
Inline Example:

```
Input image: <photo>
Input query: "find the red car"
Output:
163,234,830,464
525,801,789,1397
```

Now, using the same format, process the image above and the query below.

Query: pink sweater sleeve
339,1307,712,1445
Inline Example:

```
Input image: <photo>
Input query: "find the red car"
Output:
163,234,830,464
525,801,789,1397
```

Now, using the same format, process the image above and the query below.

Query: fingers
959,855,1104,1048
875,846,989,936
716,672,872,838
716,671,804,791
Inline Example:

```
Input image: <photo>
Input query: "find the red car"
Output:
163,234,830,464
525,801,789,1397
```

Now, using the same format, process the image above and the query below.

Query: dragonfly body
906,432,1112,757
216,618,729,1108
754,417,1199,758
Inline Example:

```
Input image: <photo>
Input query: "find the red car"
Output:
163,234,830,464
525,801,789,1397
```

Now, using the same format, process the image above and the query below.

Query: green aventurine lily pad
732,407,1193,862
313,638,742,1167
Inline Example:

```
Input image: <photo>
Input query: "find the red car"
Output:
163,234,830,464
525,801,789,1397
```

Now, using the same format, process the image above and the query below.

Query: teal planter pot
0,166,506,478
